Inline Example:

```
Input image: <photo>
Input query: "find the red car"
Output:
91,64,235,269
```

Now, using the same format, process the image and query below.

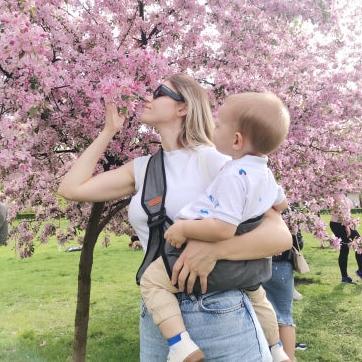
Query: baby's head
214,92,290,157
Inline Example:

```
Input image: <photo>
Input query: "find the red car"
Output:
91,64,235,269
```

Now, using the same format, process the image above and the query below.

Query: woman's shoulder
133,154,152,191
195,145,230,179
195,145,229,162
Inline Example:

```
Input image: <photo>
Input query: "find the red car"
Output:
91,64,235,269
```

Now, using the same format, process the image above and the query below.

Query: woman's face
140,81,184,126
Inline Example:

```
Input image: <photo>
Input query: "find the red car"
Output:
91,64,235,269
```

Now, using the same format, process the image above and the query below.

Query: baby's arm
273,198,288,213
165,169,244,248
165,218,236,248
273,181,288,213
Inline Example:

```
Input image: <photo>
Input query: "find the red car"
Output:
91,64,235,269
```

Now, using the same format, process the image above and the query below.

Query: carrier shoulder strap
135,148,173,284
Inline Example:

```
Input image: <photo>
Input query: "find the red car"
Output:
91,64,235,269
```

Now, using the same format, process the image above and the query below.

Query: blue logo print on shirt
239,168,247,176
208,195,220,208
199,209,209,215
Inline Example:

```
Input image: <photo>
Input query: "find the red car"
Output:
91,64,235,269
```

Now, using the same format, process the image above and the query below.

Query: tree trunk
72,202,104,362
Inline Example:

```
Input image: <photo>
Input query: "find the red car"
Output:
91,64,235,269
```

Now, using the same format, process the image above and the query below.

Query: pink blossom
0,1,361,256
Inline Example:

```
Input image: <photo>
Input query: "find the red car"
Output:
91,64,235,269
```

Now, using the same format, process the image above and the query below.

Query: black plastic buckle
147,211,166,228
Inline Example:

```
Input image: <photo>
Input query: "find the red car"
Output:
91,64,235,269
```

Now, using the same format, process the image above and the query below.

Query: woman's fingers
187,272,197,294
176,264,190,292
104,102,125,132
199,274,208,294
171,254,184,286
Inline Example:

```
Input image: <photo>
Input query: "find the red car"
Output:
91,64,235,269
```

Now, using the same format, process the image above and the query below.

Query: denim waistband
175,289,245,303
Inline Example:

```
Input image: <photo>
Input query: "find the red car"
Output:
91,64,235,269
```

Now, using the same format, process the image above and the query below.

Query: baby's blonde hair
167,74,214,148
226,92,290,154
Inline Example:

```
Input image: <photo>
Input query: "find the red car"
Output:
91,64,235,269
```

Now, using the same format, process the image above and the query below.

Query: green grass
0,235,143,362
293,213,362,362
0,215,361,361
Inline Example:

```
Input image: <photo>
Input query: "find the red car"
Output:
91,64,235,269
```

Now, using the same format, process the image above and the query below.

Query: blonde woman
58,74,291,361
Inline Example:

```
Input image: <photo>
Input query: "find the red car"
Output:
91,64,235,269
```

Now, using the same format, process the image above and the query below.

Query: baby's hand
164,221,187,248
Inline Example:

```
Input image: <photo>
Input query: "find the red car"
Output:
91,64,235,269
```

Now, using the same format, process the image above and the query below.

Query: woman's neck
157,121,183,151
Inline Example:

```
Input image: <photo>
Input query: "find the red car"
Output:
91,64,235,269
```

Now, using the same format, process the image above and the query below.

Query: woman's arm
58,103,136,202
215,209,292,260
172,209,292,293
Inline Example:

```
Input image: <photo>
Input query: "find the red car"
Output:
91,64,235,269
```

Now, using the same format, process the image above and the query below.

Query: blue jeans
140,290,272,361
263,261,294,326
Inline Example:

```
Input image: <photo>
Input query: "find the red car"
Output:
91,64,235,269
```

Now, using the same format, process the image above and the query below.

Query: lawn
0,215,361,362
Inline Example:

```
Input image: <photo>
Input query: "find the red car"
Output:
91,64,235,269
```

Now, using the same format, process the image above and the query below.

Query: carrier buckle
147,211,166,228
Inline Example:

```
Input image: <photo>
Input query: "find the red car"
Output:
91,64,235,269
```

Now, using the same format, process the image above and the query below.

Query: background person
263,214,304,361
330,193,362,283
0,202,8,246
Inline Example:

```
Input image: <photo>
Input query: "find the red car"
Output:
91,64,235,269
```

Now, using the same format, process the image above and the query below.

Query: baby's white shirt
177,155,285,225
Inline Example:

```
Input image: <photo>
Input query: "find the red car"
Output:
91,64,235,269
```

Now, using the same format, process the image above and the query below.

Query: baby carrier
135,148,271,293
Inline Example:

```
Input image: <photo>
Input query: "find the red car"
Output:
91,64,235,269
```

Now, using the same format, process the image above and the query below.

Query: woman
330,194,362,283
58,74,292,361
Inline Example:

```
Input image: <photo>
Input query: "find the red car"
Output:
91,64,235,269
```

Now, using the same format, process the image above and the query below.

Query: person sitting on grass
140,92,291,362
129,234,143,250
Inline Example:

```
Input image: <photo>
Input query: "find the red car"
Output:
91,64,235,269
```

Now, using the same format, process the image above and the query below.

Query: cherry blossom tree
1,0,361,360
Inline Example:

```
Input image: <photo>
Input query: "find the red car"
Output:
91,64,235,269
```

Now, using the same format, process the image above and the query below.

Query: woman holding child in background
58,74,292,361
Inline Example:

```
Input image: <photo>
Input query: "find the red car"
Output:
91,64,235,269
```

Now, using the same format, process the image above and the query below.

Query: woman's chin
139,116,157,127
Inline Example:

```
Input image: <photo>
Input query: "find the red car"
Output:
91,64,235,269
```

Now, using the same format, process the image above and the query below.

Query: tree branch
51,84,70,90
138,1,145,20
295,142,349,154
118,8,138,49
199,79,216,87
97,197,132,233
0,64,13,79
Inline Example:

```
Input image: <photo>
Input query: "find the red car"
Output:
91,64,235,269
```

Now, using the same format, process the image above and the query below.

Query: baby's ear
233,132,244,150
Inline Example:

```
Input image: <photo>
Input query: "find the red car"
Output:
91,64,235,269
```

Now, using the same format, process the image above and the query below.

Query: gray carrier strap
136,148,173,284
136,147,271,293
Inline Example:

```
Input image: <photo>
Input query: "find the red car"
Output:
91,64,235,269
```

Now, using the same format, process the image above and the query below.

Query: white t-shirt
128,146,229,250
178,155,285,225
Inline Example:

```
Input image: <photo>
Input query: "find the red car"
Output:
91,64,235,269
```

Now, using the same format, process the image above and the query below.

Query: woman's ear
176,102,188,118
232,132,244,150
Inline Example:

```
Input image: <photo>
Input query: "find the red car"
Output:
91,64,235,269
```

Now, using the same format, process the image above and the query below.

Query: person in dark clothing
330,194,362,283
0,202,8,246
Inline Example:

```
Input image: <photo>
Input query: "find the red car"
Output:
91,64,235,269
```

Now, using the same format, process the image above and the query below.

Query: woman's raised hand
104,102,126,134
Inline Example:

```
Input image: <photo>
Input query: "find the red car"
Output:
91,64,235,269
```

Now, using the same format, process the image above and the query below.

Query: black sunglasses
153,84,185,102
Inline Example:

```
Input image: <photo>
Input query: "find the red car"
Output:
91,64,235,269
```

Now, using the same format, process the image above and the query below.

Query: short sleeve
205,172,247,225
133,155,151,192
275,185,286,205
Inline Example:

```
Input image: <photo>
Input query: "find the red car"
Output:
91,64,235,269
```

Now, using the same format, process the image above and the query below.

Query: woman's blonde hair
167,74,214,148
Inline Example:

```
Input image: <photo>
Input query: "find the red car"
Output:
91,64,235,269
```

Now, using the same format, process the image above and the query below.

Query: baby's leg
141,257,204,361
247,286,279,346
140,256,184,338
247,286,290,362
